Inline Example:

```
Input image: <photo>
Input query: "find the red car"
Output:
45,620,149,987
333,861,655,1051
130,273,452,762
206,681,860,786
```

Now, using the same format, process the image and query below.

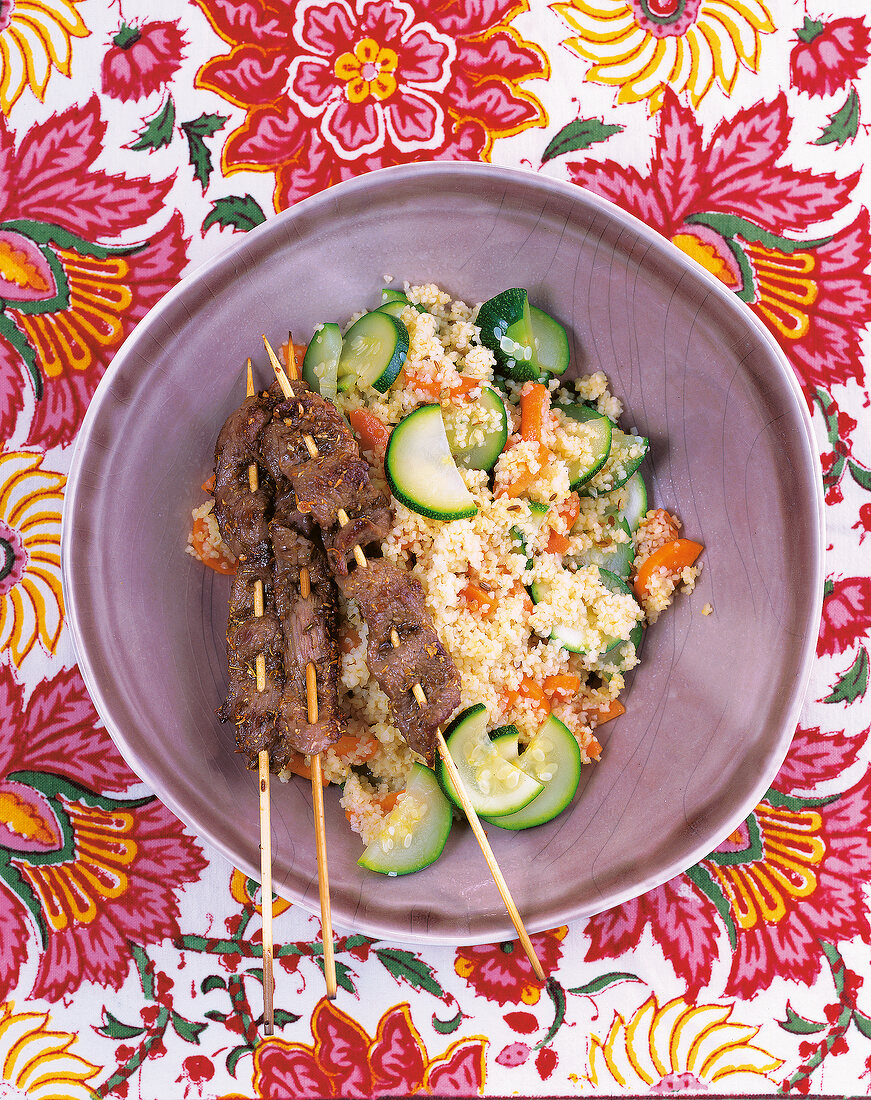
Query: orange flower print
0,0,88,113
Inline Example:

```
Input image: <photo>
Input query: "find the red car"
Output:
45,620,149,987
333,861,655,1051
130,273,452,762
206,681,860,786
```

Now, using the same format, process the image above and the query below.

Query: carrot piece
281,338,306,376
545,530,571,555
348,408,391,460
339,625,362,655
461,581,497,615
285,752,329,785
497,440,549,498
519,674,549,715
543,673,581,696
402,370,442,398
451,375,482,400
190,516,236,575
509,581,534,616
520,382,550,444
201,473,215,493
633,539,704,600
596,699,625,725
377,791,401,814
330,734,379,762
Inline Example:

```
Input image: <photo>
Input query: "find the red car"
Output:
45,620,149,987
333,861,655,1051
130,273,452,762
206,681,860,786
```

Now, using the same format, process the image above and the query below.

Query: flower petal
387,90,442,148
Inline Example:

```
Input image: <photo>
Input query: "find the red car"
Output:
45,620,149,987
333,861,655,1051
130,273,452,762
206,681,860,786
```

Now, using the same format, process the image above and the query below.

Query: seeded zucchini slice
444,386,508,471
337,310,408,393
619,471,648,533
358,764,452,876
559,403,612,489
582,429,649,496
385,404,478,521
573,517,635,579
475,288,540,382
302,323,342,400
436,704,544,817
484,714,582,831
529,305,569,376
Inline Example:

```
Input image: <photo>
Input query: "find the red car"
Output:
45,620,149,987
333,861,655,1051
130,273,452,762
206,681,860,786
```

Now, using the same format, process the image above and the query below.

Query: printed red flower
0,663,207,1000
566,90,871,397
790,15,870,97
585,725,871,998
101,20,187,101
248,998,486,1097
454,926,566,1006
0,97,187,449
818,576,871,657
192,0,548,210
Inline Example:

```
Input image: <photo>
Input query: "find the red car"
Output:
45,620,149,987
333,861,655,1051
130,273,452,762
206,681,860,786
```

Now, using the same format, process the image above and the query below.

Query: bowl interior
63,164,823,942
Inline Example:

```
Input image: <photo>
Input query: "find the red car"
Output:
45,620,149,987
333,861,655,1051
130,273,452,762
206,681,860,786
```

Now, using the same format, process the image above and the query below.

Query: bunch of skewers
211,338,545,1030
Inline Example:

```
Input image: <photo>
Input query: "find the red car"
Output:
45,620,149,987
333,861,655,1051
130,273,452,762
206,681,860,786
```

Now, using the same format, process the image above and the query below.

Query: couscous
190,283,703,863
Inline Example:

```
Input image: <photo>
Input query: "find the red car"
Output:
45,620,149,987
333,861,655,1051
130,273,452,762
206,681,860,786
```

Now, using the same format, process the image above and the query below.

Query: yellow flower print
553,0,774,110
334,37,398,104
0,1001,99,1098
0,0,89,113
583,994,782,1091
0,448,64,666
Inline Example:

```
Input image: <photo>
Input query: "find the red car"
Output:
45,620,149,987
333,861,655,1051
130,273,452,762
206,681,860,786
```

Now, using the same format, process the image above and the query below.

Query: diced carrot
281,338,306,379
339,626,361,655
348,408,391,461
520,382,550,444
461,581,497,615
330,733,379,762
377,791,402,814
597,700,625,725
519,674,549,715
402,370,442,398
285,752,328,785
633,539,704,600
555,492,580,532
545,530,571,555
510,581,534,615
543,673,581,696
201,473,215,493
587,737,603,760
450,375,482,400
190,516,236,575
497,441,549,498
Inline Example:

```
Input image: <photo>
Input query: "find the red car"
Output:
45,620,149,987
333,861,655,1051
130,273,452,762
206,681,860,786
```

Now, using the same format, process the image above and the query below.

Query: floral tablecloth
3,0,870,1096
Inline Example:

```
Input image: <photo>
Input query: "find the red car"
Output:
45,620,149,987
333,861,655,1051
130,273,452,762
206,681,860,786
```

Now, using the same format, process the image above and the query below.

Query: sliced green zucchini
337,310,408,393
582,429,649,496
510,501,549,566
381,288,426,313
529,305,569,376
436,704,544,817
375,300,408,320
386,405,478,521
573,517,635,579
484,714,582,830
619,471,648,532
357,764,451,876
444,386,508,472
302,323,342,400
490,725,520,759
475,288,539,383
559,403,612,489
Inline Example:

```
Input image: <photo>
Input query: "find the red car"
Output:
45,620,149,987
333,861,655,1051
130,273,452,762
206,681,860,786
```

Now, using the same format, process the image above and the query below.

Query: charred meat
213,392,275,562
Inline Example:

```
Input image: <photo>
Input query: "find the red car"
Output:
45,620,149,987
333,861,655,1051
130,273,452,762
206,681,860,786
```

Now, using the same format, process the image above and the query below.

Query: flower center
0,520,25,596
334,37,398,104
629,0,702,36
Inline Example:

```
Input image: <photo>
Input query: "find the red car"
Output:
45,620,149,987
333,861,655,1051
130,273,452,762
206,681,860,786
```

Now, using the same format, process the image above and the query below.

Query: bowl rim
61,160,825,942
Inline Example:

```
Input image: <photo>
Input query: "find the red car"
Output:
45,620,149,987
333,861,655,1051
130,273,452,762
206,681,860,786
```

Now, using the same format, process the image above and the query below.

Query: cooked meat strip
338,559,461,766
271,522,344,756
213,392,275,562
219,561,289,770
259,382,392,572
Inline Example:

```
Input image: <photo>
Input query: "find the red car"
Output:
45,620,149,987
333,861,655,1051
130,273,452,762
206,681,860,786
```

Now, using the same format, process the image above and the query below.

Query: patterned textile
2,0,870,1096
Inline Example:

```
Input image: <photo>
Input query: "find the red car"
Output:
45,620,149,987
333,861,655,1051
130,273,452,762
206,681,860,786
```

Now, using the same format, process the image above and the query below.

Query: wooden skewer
246,361,275,1034
263,336,546,982
263,336,337,999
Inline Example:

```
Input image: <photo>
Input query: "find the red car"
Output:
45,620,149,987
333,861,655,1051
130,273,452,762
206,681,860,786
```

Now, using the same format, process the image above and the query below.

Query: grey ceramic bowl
62,163,824,944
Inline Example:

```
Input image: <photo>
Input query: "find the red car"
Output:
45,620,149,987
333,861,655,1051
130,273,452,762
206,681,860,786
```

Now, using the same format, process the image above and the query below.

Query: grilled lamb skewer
259,378,461,766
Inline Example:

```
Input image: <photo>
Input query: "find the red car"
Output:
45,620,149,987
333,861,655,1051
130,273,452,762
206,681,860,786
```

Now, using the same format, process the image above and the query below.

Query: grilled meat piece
338,559,461,766
214,392,275,561
259,383,392,572
271,522,344,756
219,561,291,771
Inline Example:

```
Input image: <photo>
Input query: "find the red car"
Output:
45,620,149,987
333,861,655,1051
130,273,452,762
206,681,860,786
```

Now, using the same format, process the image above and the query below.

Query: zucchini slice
484,715,582,831
444,386,508,471
375,299,408,320
337,310,408,393
302,323,341,400
530,305,569,376
436,704,544,817
619,471,648,533
386,405,478,521
582,429,649,496
597,567,643,666
381,288,426,313
475,289,539,383
573,516,635,579
357,764,452,876
559,403,612,489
